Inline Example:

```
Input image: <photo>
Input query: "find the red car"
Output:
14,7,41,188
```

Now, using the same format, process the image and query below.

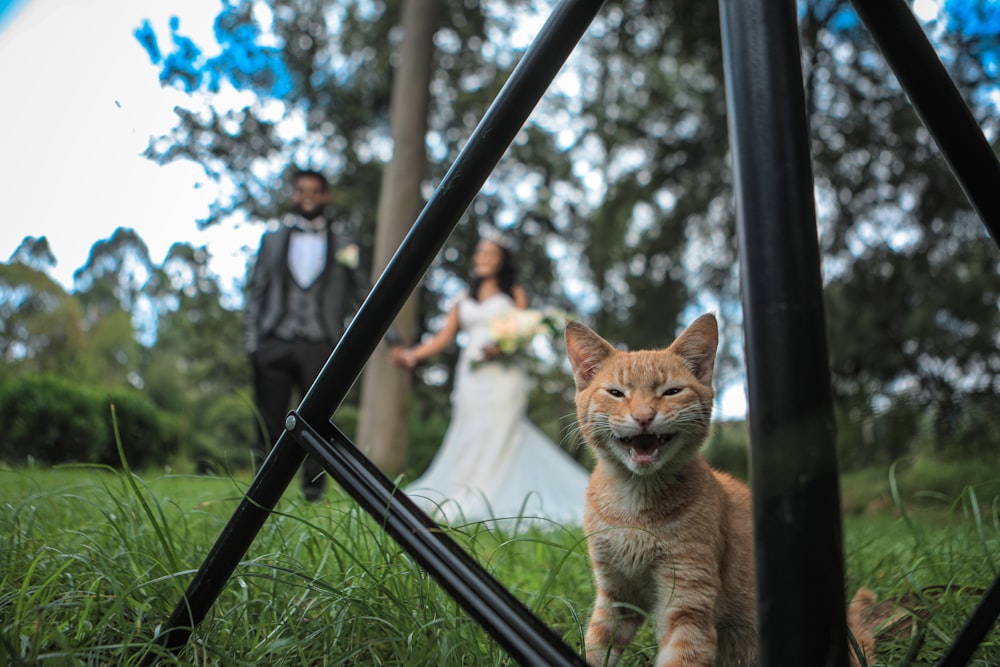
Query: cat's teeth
617,434,675,446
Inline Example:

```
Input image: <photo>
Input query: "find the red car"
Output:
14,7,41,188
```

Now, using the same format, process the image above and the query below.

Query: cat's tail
847,587,878,667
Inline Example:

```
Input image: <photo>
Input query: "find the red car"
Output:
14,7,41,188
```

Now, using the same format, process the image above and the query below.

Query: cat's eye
607,388,625,398
662,387,682,397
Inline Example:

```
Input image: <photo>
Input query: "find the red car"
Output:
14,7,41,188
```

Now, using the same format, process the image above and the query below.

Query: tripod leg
145,431,304,659
288,415,587,667
937,571,1000,667
720,0,848,664
850,0,1000,240
143,0,604,661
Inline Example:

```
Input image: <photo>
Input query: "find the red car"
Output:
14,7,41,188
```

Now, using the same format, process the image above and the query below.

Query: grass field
1,463,998,666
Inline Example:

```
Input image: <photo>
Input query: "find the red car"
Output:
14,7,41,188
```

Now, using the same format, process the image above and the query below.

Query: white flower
335,244,360,269
488,308,569,355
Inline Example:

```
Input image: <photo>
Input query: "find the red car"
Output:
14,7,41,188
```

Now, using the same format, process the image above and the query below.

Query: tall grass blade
109,400,180,575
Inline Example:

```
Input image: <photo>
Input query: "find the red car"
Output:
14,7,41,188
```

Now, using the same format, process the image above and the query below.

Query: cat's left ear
670,313,719,386
565,321,616,389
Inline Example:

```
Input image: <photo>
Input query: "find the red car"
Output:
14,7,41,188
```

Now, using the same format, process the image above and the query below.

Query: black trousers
251,337,332,499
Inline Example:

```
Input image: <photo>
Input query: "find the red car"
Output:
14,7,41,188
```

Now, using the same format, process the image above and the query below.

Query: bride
391,234,590,530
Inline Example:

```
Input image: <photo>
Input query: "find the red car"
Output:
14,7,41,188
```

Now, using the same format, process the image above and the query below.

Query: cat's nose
632,409,655,429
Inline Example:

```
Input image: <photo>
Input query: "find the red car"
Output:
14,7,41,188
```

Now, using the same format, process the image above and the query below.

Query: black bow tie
292,224,326,234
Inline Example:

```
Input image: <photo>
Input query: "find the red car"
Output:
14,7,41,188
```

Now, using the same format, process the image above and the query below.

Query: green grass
840,455,1000,515
1,464,998,666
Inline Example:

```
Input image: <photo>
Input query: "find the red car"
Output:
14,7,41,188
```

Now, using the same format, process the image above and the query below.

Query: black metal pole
299,0,603,425
286,415,587,666
146,430,306,657
937,571,1000,667
147,0,605,659
718,1,849,666
851,3,1000,662
850,0,1000,243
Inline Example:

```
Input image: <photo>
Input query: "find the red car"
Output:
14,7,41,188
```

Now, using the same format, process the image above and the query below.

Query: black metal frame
720,0,849,663
146,0,1000,664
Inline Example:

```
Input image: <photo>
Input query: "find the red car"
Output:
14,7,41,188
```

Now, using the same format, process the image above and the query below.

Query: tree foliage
0,374,177,469
0,259,87,374
0,231,251,471
801,0,1000,460
4,1,999,472
131,0,1000,465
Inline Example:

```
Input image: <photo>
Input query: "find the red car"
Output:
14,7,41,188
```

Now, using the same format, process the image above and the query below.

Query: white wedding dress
405,292,590,531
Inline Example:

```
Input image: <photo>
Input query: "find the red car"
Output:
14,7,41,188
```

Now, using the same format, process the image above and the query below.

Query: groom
243,168,373,502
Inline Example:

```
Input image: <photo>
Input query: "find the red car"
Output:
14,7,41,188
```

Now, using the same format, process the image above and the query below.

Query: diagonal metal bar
286,413,587,666
850,0,1000,243
937,571,1000,667
718,0,849,665
848,2,1000,662
145,0,605,660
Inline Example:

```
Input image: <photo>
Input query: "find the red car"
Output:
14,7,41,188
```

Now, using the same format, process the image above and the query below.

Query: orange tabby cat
565,314,875,667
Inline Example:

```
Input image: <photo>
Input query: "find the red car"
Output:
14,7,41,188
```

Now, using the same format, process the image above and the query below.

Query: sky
0,0,261,299
0,0,975,421
22,0,967,416
0,0,991,424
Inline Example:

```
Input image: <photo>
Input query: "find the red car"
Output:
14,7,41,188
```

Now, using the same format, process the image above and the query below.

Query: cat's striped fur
565,314,875,667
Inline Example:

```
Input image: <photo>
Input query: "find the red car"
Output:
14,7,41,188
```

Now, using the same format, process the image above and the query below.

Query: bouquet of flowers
487,308,569,356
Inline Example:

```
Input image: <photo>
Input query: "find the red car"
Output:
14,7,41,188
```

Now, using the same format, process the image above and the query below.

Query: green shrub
0,374,106,464
893,455,1000,506
840,454,1000,514
924,393,1000,458
332,402,359,440
0,374,175,468
704,419,749,480
405,407,451,480
104,388,177,468
195,392,262,472
834,392,1000,470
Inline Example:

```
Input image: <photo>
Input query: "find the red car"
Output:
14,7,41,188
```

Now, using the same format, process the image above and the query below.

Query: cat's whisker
558,414,588,453
564,314,876,667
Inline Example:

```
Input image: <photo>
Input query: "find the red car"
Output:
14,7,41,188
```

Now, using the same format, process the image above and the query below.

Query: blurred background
1,0,998,498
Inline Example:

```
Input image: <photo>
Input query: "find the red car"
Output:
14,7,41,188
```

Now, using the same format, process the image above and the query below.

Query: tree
0,255,86,375
7,235,56,273
1,233,152,390
146,0,1000,468
73,227,156,342
356,0,441,474
132,0,576,473
492,0,742,386
143,242,248,408
799,0,1000,463
3,227,256,469
70,228,155,384
142,242,253,468
135,0,397,232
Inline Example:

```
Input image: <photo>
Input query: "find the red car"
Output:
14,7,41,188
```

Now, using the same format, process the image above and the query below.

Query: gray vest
273,276,327,342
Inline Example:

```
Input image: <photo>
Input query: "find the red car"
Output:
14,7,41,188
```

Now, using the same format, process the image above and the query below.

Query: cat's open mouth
618,433,673,465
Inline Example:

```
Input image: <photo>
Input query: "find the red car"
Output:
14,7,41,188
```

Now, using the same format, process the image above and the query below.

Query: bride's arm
512,285,528,309
391,303,460,369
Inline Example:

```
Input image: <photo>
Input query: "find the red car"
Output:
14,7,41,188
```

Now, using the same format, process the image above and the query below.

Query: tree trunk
357,0,439,475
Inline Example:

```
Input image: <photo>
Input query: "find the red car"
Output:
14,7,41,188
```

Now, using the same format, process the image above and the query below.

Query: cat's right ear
565,321,615,389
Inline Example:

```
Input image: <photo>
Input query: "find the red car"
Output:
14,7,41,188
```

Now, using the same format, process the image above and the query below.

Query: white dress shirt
287,220,327,289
